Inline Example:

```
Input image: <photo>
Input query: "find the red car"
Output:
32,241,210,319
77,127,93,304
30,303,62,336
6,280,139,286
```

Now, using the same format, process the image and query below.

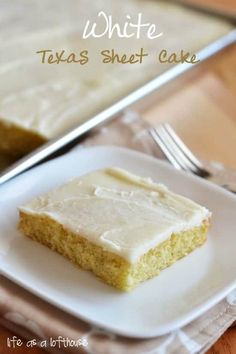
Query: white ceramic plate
0,146,236,338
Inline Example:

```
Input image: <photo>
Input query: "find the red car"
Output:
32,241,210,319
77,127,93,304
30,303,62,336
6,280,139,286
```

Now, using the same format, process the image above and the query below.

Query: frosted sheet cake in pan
0,0,232,156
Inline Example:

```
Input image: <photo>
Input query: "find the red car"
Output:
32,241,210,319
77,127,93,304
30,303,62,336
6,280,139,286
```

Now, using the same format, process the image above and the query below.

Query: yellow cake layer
0,120,46,157
19,211,209,291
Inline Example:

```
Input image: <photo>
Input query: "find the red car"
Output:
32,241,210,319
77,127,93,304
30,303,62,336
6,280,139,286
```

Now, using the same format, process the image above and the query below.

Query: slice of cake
18,168,211,291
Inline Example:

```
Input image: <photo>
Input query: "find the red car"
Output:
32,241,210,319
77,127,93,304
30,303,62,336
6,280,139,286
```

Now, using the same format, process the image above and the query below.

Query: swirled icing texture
19,168,211,263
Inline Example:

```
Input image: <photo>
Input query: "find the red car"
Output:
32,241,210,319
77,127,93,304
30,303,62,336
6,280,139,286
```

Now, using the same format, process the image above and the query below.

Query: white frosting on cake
0,0,232,139
19,168,211,263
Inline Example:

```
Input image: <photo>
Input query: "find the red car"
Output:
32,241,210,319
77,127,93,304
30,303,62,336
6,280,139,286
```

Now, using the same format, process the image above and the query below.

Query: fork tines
149,124,210,178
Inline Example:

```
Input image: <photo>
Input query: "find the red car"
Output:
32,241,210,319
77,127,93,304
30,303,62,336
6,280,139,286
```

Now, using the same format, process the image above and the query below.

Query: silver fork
149,123,236,193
